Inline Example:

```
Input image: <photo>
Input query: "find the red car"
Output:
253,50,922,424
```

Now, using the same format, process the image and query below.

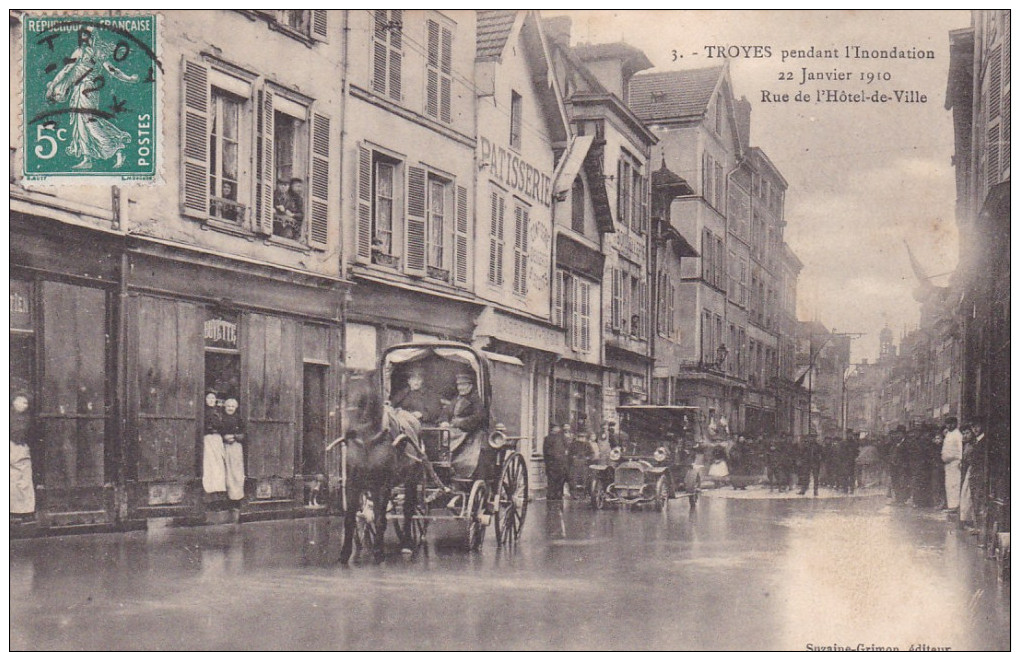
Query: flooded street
10,493,1009,651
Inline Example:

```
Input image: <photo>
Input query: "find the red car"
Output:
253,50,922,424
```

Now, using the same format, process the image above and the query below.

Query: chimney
734,95,752,151
543,15,571,48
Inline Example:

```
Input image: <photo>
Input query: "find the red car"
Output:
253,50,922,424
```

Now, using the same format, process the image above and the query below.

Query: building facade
11,10,348,532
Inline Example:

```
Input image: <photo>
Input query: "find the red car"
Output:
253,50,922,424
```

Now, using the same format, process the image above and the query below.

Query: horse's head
346,385,384,443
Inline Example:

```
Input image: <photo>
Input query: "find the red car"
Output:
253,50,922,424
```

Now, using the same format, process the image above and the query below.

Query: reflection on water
10,495,1010,651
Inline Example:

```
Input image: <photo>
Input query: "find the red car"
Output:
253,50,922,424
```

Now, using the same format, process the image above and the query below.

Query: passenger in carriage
391,366,437,424
440,372,488,479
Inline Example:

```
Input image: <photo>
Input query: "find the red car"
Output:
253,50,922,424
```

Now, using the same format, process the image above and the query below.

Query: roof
571,41,653,78
476,10,518,61
628,66,725,123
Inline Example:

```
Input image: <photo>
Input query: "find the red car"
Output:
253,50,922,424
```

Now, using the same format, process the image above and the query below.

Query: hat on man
455,373,474,384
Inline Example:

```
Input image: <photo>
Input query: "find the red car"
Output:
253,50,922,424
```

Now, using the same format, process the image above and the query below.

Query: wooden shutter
256,87,275,235
611,267,621,330
133,295,203,482
356,146,372,262
570,276,580,349
553,269,565,327
454,184,468,285
373,11,388,94
990,45,1002,120
988,125,1000,186
640,175,649,234
405,166,427,275
440,26,452,123
513,204,528,295
579,279,591,352
488,192,498,284
426,19,440,118
310,10,328,42
616,157,625,223
40,282,108,488
388,10,402,101
181,57,210,217
308,112,330,250
245,313,299,479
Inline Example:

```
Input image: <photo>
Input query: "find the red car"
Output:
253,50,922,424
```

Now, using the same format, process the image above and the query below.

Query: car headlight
653,447,668,463
488,430,507,448
609,447,622,462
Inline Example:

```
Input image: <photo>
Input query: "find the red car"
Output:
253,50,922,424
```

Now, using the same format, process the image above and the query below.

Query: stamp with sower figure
22,14,159,182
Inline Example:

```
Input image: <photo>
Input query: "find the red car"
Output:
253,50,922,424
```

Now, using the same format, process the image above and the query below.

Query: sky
545,10,971,362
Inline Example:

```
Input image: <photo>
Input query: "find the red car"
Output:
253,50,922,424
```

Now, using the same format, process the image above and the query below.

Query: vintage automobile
588,406,708,510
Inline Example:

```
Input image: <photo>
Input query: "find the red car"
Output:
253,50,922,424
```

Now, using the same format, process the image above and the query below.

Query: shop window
10,280,36,510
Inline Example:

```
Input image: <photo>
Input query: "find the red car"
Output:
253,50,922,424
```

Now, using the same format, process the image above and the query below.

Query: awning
553,134,595,195
473,306,570,356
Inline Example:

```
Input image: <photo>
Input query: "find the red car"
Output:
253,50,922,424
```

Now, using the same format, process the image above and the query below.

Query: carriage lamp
488,429,507,449
609,447,622,462
653,447,668,463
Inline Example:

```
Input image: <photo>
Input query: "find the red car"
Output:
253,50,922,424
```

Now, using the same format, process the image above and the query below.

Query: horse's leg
400,482,417,554
339,486,356,565
373,484,388,563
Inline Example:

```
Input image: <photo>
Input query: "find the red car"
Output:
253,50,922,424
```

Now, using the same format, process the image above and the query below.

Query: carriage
348,341,530,553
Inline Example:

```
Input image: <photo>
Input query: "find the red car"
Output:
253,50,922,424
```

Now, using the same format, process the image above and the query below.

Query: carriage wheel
590,478,607,511
495,453,529,546
466,480,489,551
654,475,672,512
354,491,375,553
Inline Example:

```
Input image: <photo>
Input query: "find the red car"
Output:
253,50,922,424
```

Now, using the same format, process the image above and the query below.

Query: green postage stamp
22,14,159,183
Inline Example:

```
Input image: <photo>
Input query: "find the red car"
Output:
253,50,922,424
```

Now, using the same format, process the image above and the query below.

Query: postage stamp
21,14,159,183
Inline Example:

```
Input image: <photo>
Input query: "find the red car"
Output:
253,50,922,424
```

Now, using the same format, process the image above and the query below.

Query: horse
338,388,424,564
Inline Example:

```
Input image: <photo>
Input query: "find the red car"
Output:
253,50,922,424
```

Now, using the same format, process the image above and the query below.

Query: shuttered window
488,189,505,286
181,58,329,247
610,267,622,331
427,176,448,270
405,166,427,275
425,17,453,123
373,10,403,102
512,202,530,296
576,278,592,352
553,269,566,328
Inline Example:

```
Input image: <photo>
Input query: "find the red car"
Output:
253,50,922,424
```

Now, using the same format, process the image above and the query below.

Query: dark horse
338,387,423,564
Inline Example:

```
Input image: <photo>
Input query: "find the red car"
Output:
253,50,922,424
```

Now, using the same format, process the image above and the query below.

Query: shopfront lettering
479,136,552,207
204,317,238,348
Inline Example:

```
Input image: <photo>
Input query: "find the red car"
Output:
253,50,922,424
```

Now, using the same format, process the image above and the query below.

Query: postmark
22,14,159,183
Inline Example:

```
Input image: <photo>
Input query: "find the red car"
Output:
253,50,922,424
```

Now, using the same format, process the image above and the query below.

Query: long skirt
944,459,961,511
959,468,974,523
10,441,35,514
224,442,245,501
203,435,227,494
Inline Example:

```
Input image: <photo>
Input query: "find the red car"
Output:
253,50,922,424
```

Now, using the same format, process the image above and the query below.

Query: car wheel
590,478,606,510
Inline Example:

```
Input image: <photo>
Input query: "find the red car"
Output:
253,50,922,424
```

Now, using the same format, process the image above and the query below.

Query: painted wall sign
479,136,552,207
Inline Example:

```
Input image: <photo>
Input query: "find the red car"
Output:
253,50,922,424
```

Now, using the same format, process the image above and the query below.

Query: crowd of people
542,414,988,534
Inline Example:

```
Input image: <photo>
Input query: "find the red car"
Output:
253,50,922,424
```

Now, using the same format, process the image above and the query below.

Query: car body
589,406,708,510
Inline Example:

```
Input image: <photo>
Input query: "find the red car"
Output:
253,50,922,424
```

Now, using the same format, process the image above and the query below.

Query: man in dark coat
441,372,487,478
543,425,568,500
391,366,436,423
798,437,823,496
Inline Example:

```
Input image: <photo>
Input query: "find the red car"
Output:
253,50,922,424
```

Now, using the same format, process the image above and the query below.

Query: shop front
122,243,344,525
10,215,122,533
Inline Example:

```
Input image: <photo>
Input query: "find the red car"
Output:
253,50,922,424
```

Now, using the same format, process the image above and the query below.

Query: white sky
545,10,970,362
